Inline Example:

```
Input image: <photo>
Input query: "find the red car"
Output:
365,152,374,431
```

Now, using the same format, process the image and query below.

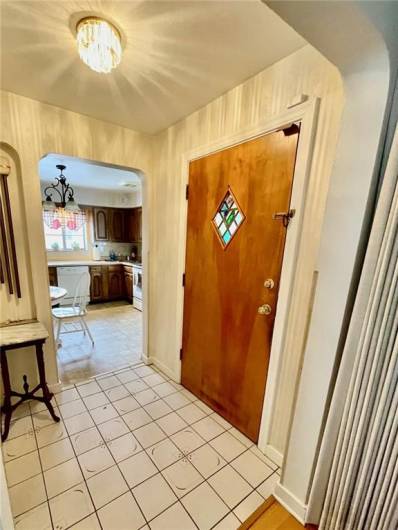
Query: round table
49,286,67,306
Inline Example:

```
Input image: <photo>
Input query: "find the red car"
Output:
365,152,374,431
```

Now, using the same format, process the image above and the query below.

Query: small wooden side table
0,321,60,441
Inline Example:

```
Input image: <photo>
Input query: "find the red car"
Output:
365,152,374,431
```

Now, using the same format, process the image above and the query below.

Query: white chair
52,272,94,346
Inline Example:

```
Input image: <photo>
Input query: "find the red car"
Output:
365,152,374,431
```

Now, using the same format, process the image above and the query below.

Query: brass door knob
264,279,275,289
258,304,272,315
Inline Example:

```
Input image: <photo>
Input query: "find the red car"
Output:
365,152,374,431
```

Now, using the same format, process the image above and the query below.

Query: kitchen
40,154,143,383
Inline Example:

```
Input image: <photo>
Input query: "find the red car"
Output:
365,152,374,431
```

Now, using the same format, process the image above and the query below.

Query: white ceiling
0,0,305,134
39,153,141,190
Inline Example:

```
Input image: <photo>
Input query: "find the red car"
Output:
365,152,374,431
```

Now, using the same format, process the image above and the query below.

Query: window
43,214,87,252
212,187,245,248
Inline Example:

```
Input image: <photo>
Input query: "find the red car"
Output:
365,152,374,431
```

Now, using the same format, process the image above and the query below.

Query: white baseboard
48,381,63,393
264,444,283,468
150,357,180,383
274,482,307,525
141,353,151,365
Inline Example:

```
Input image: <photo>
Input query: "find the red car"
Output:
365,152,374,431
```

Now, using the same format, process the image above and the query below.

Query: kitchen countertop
48,260,142,268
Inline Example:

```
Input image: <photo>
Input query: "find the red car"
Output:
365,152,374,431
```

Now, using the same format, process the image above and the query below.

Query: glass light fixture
76,17,122,74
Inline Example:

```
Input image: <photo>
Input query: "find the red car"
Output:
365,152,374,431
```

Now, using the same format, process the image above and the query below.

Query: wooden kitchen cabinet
48,267,57,286
90,266,109,301
108,265,123,299
110,209,125,242
92,207,139,243
93,208,109,240
123,265,133,303
128,207,142,242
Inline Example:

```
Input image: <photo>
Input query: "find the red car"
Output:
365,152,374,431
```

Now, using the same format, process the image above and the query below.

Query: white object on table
49,286,67,306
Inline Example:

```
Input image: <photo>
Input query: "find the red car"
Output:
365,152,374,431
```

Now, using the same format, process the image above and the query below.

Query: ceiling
40,154,141,191
0,1,305,134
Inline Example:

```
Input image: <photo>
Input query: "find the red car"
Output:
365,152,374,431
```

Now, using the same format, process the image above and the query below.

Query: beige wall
0,44,343,456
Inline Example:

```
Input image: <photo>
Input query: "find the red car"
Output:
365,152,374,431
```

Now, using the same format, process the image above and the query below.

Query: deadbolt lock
258,304,272,315
264,279,275,289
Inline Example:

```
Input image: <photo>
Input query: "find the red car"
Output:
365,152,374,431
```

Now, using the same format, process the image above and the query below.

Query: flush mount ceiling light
76,16,122,74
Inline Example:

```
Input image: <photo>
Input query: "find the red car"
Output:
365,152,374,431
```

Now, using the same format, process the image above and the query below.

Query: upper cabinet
92,206,142,243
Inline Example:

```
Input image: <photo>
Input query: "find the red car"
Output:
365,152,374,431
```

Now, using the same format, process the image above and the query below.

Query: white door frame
174,97,320,460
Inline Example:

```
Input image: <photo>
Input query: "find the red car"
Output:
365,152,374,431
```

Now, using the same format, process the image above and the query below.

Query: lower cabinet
89,264,133,303
124,266,133,303
90,266,109,302
108,266,123,299
48,267,57,286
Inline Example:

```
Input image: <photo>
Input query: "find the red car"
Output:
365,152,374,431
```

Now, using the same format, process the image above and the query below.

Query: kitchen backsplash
96,241,142,261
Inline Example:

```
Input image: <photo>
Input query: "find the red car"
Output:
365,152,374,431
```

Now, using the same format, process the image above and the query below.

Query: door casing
174,97,320,464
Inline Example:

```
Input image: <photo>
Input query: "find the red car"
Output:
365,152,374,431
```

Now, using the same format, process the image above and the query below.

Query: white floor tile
176,403,206,424
9,401,30,420
13,502,52,530
64,412,95,435
250,446,279,470
191,416,225,441
144,399,173,420
133,422,167,448
55,388,80,405
143,373,167,387
113,395,140,415
233,490,264,522
58,399,86,419
40,437,75,471
146,438,181,470
97,375,120,390
135,365,156,377
213,512,241,530
77,381,102,397
35,421,68,449
208,465,252,509
97,417,129,442
116,369,139,384
2,432,36,462
194,401,214,415
210,412,233,431
87,465,128,509
124,379,148,394
104,385,130,402
44,458,84,498
90,403,118,425
69,513,102,530
5,450,41,487
179,389,197,402
8,416,33,440
49,483,95,529
134,388,160,406
190,444,226,479
32,409,60,431
181,482,229,530
121,407,152,430
228,428,253,448
78,445,114,479
133,473,177,520
163,392,191,411
71,427,104,456
209,431,246,462
156,412,188,436
162,458,203,498
118,451,158,488
29,399,55,415
97,491,145,530
153,381,178,398
171,427,205,455
82,392,110,411
231,450,274,488
149,501,196,530
9,474,47,517
107,432,142,462
256,472,279,499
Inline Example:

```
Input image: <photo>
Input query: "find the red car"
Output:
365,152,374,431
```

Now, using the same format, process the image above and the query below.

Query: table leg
1,348,12,442
35,343,60,423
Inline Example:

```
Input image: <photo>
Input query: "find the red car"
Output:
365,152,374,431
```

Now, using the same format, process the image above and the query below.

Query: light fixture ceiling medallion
76,16,122,74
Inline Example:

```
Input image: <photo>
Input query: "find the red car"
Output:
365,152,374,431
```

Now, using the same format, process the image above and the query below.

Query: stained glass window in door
212,187,245,248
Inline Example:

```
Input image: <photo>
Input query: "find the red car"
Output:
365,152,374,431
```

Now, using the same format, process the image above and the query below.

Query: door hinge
185,184,189,200
282,122,301,136
272,208,296,227
182,273,186,287
180,348,183,360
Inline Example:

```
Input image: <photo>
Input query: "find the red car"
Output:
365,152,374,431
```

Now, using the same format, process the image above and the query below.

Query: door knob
258,304,272,315
264,279,274,289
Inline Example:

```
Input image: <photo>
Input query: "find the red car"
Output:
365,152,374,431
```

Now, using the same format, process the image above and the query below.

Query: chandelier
42,165,86,231
76,17,122,74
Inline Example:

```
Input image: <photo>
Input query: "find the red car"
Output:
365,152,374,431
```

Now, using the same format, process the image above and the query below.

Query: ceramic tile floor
57,302,142,385
3,363,281,530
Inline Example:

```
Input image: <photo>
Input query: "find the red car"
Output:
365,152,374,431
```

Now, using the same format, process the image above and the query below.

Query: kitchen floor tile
250,446,279,470
5,450,41,487
107,432,142,462
156,411,188,436
8,416,34,440
149,501,196,530
181,482,229,530
163,392,191,411
233,490,264,522
55,388,80,405
146,438,182,470
2,432,37,462
133,473,177,521
209,431,246,462
179,389,197,402
171,427,205,455
32,409,60,431
191,416,225,441
118,451,158,488
44,458,84,498
58,399,86,419
176,403,206,424
35,421,68,449
134,388,160,406
64,411,95,435
228,427,253,448
39,437,75,471
97,491,145,530
210,412,233,431
134,422,166,448
121,407,152,430
97,417,129,442
9,474,47,517
82,392,110,411
90,403,118,424
153,381,178,398
69,513,101,530
116,369,139,384
162,458,203,498
134,365,156,377
49,483,94,529
213,512,241,530
231,450,274,487
143,373,167,387
256,471,279,499
209,465,252,509
194,400,214,415
78,445,114,479
190,444,226,479
144,399,173,420
113,395,140,415
77,381,102,397
97,375,120,390
124,379,148,394
87,465,128,509
13,501,52,530
104,385,130,402
70,427,104,455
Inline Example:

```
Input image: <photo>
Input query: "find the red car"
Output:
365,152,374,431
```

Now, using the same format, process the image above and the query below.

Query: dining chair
52,271,94,345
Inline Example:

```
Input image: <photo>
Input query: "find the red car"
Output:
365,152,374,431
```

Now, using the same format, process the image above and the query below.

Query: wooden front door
181,127,300,442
